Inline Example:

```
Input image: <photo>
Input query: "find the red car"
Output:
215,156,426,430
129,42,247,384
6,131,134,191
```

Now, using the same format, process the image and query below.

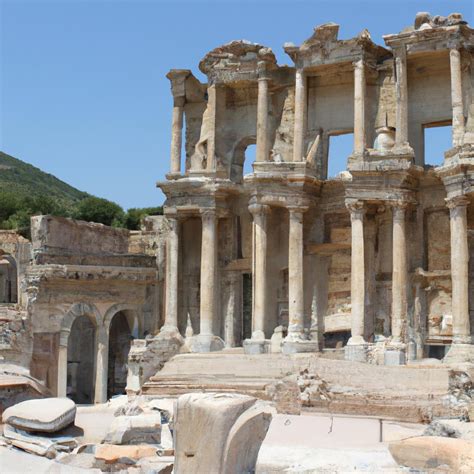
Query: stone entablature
158,12,474,365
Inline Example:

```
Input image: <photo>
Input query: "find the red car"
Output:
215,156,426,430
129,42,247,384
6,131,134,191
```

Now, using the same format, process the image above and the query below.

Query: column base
281,339,320,354
384,348,406,366
158,325,184,341
443,343,474,364
243,338,270,354
187,334,225,353
344,343,368,362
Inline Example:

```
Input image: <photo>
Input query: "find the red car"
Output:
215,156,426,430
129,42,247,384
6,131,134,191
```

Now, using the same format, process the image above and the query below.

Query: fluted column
256,63,270,163
391,201,408,343
200,209,217,336
286,206,307,340
395,46,410,150
447,196,470,344
206,85,217,171
94,326,109,404
224,272,241,348
249,204,270,339
347,200,366,345
163,214,180,333
353,59,366,154
450,49,465,147
170,96,185,174
293,68,306,162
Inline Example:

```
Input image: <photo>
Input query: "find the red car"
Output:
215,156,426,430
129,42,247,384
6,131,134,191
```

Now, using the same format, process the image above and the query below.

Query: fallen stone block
95,444,157,464
174,392,273,474
137,455,174,474
2,422,77,458
389,436,474,473
2,397,76,433
103,414,161,445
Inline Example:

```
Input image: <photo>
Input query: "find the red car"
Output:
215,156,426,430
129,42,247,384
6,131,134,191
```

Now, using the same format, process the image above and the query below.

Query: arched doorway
67,315,96,403
107,311,133,398
0,254,17,303
230,137,256,183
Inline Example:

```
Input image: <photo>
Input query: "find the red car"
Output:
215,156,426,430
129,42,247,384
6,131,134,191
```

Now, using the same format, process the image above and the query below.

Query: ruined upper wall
31,215,130,256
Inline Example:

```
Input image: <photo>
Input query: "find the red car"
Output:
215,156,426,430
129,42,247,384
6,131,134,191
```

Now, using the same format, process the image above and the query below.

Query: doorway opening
0,254,17,303
327,132,353,178
67,315,96,403
230,137,256,183
107,311,132,398
423,121,452,167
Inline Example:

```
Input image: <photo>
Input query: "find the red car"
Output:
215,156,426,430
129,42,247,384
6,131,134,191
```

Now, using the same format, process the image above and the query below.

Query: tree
124,206,163,230
73,196,125,227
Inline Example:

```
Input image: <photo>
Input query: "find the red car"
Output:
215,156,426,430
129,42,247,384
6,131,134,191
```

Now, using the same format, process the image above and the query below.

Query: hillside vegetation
0,151,162,236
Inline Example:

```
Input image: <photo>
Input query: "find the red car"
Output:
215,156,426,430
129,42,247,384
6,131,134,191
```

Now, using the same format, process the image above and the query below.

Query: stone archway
230,136,256,183
107,312,133,398
0,253,17,303
57,303,101,401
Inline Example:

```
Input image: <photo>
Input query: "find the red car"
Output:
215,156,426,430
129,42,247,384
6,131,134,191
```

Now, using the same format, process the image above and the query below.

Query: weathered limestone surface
103,414,161,445
174,393,273,474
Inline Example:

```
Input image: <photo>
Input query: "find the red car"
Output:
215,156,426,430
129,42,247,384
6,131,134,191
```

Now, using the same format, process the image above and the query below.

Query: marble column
391,201,409,343
353,59,366,155
57,332,69,397
447,196,470,344
249,203,270,340
347,200,366,345
286,206,307,340
256,65,270,163
200,209,218,336
170,96,185,174
293,68,306,162
395,46,410,150
94,326,109,404
163,215,180,333
450,48,465,147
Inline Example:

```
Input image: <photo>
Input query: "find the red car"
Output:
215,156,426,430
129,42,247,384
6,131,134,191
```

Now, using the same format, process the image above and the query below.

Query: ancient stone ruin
1,11,474,473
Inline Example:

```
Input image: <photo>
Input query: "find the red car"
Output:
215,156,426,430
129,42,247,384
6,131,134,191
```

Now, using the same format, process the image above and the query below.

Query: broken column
256,62,270,163
450,48,465,148
206,85,218,172
57,331,69,397
345,200,368,361
444,195,474,363
353,59,366,155
386,201,409,365
224,271,241,348
292,68,306,162
244,204,270,354
190,208,224,352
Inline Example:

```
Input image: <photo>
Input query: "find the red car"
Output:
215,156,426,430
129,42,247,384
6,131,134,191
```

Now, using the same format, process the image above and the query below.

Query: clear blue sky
1,1,472,209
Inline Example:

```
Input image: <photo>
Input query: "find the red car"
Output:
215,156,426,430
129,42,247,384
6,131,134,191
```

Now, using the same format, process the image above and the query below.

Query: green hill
0,151,89,204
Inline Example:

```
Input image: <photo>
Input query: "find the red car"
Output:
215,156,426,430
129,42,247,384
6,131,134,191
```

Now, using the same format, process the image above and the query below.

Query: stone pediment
199,40,277,84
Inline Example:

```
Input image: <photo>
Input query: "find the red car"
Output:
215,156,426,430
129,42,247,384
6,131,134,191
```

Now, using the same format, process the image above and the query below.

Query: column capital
352,58,366,69
390,200,409,221
200,208,217,221
257,60,271,81
287,205,309,215
173,96,185,108
248,203,271,217
345,199,365,218
446,195,470,210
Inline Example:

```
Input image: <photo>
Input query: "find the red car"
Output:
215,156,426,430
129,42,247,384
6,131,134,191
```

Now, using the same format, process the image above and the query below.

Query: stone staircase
141,350,466,422
142,350,295,398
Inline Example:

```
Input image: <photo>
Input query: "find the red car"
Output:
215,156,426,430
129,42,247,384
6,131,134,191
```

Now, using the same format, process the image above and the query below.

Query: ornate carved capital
287,205,308,224
446,195,470,211
248,203,271,217
390,200,409,222
345,199,365,219
200,208,217,223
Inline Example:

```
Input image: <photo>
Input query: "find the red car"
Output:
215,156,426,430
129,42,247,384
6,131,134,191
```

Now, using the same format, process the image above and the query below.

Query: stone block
388,436,474,473
384,349,406,366
95,444,158,464
344,344,368,362
103,414,162,445
281,340,319,354
186,334,225,352
243,339,269,354
174,393,272,474
2,397,76,433
444,344,474,364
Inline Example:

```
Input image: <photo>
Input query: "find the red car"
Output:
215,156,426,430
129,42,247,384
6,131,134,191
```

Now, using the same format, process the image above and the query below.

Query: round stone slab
2,397,76,433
